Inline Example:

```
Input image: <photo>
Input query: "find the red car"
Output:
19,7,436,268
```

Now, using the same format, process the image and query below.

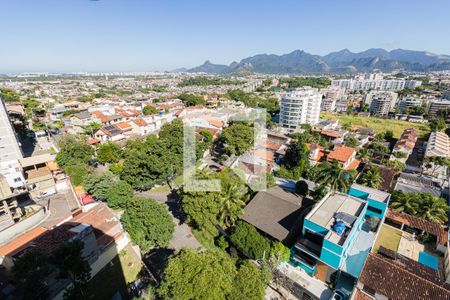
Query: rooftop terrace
307,193,365,245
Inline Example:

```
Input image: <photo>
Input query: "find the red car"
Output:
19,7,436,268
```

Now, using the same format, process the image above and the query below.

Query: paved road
136,191,201,250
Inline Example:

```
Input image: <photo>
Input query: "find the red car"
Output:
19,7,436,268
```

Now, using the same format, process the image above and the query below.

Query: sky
1,0,450,73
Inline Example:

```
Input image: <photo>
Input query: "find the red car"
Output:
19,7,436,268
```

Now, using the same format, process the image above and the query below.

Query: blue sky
1,0,449,73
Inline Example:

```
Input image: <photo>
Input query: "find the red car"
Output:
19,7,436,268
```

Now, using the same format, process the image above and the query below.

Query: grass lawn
86,244,143,299
320,113,430,138
373,224,402,253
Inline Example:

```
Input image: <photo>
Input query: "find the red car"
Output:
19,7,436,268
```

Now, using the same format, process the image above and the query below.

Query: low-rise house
94,125,125,143
394,172,443,197
327,145,360,170
242,186,315,244
354,251,450,300
391,128,418,162
130,117,155,136
307,143,326,165
70,111,92,133
0,202,128,298
19,153,57,198
320,130,347,144
314,118,340,131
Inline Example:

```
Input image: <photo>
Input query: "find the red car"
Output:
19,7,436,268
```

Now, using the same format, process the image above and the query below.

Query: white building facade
279,87,322,130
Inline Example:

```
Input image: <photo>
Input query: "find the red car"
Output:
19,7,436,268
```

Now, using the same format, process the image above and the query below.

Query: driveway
136,191,201,250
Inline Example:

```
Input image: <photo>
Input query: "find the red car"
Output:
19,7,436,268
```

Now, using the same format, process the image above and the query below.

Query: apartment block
279,87,322,130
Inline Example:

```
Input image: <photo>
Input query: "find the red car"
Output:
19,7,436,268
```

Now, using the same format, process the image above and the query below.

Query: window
367,206,382,215
14,177,21,183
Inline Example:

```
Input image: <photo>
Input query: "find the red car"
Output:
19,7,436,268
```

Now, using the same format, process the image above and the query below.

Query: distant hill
186,48,450,74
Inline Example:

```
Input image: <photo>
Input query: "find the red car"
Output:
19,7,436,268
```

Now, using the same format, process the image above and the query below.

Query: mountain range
186,48,450,74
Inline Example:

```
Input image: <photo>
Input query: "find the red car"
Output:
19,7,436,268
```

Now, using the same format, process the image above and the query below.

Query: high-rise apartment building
369,93,393,116
0,98,23,163
0,97,25,192
428,99,450,117
279,87,322,130
331,75,422,91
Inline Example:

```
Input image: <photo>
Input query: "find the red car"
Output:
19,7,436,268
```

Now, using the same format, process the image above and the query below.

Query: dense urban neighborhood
0,68,450,300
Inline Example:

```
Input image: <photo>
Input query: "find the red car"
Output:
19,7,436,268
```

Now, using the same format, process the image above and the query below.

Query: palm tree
360,166,383,189
389,191,418,215
316,160,351,193
356,148,370,164
218,182,249,227
416,193,449,224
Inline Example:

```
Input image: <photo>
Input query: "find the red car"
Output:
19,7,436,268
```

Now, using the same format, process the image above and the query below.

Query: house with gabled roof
94,125,125,143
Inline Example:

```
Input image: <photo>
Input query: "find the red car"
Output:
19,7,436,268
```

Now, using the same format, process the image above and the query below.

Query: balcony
296,237,322,257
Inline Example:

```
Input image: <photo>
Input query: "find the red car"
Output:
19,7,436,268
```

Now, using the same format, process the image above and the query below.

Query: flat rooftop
307,193,365,245
350,183,390,203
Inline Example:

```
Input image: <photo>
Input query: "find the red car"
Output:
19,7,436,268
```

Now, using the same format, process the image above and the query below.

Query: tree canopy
97,142,122,164
143,105,158,115
390,191,449,224
120,120,186,189
121,197,175,250
158,249,237,300
220,122,254,156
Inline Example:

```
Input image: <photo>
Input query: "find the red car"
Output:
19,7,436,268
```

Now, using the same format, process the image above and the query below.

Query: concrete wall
0,207,47,245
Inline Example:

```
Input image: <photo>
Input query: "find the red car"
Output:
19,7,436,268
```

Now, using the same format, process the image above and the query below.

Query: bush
229,221,272,260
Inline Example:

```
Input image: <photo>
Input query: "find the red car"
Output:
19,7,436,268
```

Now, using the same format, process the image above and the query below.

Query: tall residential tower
279,87,322,130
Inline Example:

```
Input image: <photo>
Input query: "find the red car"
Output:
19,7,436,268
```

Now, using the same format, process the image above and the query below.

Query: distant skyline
1,0,450,73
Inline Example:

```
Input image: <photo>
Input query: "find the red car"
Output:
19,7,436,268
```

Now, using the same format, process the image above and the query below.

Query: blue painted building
291,185,390,282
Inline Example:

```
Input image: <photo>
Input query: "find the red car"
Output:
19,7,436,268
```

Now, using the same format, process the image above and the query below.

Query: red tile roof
321,130,343,138
359,253,450,300
386,209,448,245
327,146,356,163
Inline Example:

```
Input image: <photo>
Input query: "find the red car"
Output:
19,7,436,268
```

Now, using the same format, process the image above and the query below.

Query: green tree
121,121,184,189
312,184,328,201
83,122,101,136
424,156,450,176
295,180,309,196
316,160,351,193
83,172,115,200
357,147,371,163
122,197,174,250
390,190,419,215
344,137,358,148
429,118,446,132
65,163,89,186
0,88,21,102
97,142,122,164
158,249,236,300
229,221,272,260
51,240,91,300
106,180,134,209
218,181,249,227
230,260,271,300
360,166,383,188
384,160,406,173
177,93,206,106
416,193,449,224
143,106,158,115
220,122,254,155
13,250,50,300
56,135,94,168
